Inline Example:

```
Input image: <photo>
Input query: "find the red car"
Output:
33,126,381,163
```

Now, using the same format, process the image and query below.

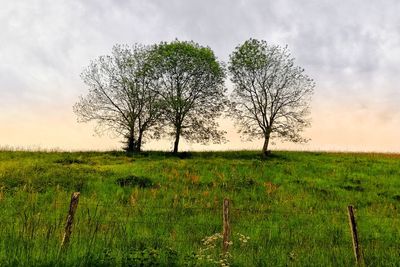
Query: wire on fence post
347,205,364,266
223,198,230,254
60,192,80,251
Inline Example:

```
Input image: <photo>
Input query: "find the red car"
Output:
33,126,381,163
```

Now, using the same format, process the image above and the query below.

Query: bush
115,175,154,188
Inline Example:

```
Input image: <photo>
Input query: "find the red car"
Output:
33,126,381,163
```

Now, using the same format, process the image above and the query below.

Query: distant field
0,150,399,266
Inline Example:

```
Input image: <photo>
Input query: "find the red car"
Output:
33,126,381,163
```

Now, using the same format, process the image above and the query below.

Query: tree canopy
73,44,162,153
74,39,314,155
148,40,227,153
228,39,314,155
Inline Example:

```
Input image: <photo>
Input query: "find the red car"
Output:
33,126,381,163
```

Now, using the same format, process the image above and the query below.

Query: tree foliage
74,39,314,154
73,44,161,153
148,40,227,153
228,39,314,155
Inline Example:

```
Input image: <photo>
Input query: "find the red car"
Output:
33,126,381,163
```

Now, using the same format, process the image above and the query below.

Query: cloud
0,0,399,151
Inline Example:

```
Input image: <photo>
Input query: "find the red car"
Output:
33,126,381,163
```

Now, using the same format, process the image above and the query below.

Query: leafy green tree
149,40,227,153
228,39,314,156
74,44,162,153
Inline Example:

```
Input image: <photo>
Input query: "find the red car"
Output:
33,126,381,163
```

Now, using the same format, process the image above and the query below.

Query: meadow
0,150,399,266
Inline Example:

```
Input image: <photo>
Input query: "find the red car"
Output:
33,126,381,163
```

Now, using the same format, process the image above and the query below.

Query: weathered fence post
347,205,364,266
60,192,80,251
223,198,231,254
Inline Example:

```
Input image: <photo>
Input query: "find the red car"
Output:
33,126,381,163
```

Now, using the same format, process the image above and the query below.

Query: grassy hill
0,150,399,266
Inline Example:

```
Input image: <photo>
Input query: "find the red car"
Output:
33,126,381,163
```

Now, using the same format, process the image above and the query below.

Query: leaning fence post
222,198,231,254
347,205,364,266
60,192,80,251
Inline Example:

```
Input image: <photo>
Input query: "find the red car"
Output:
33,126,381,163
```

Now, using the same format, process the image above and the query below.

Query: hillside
0,150,399,266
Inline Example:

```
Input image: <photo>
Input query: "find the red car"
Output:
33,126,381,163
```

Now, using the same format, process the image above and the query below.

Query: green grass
0,150,399,266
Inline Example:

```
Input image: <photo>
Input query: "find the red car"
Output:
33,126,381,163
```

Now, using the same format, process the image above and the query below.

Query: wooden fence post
347,205,364,266
60,192,80,251
223,198,231,254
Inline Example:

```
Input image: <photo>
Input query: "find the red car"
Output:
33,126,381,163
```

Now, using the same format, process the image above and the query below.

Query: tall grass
0,151,399,266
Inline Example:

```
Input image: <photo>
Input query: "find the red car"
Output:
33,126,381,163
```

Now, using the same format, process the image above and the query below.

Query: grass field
0,150,399,266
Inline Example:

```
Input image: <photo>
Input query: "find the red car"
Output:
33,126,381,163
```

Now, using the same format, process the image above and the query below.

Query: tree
149,40,227,153
228,39,314,156
73,44,162,153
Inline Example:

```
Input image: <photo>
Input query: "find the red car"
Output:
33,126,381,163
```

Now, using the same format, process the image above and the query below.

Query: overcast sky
1,0,400,152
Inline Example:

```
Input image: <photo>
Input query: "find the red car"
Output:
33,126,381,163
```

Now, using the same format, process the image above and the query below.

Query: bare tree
228,39,314,155
73,44,161,153
149,40,227,153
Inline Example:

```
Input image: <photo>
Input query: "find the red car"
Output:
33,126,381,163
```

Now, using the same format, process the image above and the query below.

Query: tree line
74,39,315,155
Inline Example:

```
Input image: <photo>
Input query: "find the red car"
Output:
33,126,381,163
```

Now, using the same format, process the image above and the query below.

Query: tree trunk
173,127,181,154
262,134,270,156
126,126,136,153
136,130,143,153
126,134,135,153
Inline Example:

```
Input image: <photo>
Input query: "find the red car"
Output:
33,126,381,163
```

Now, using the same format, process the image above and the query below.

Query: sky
1,0,400,152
